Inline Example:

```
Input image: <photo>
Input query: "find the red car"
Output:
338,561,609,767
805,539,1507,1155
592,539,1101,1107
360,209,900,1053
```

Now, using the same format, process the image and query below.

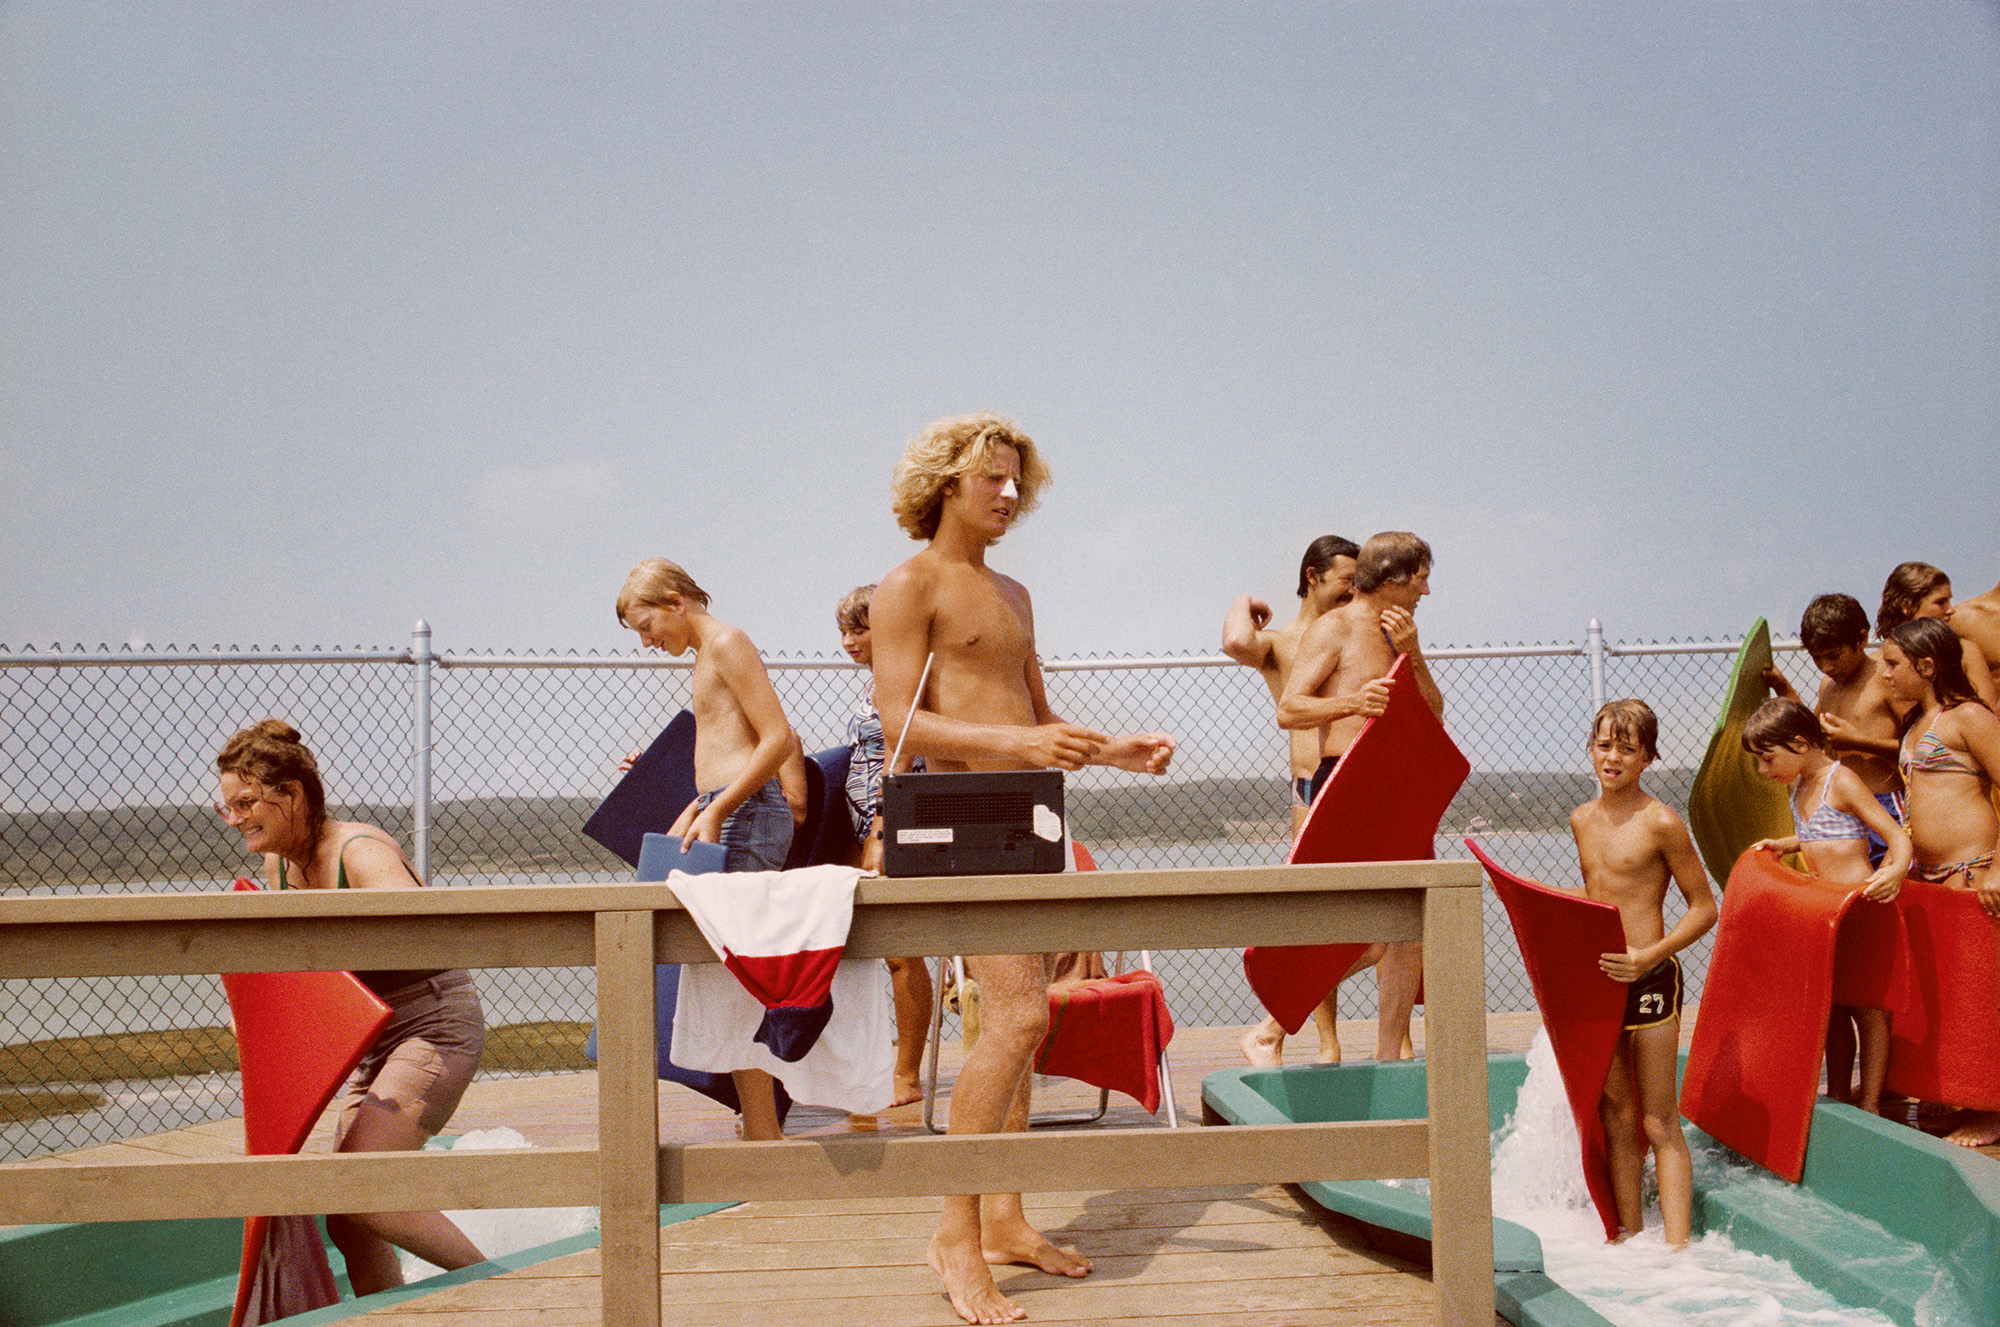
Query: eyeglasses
214,792,278,822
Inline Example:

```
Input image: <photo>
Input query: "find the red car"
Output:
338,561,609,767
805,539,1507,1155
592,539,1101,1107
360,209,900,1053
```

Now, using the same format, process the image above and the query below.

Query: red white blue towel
668,864,892,1113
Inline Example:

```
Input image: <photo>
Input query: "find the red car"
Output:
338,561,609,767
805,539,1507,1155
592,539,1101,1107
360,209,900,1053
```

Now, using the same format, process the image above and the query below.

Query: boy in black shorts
1569,700,1718,1247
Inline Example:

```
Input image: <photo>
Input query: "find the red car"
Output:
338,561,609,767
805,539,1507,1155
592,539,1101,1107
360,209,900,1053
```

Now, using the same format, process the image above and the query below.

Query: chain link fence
1,629,1816,1159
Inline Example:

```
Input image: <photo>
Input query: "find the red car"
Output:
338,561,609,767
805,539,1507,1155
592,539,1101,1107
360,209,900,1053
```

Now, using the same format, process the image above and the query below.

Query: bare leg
1374,940,1422,1061
1597,1035,1645,1241
1853,1007,1889,1116
927,953,1087,1324
1239,1015,1286,1067
1824,1006,1858,1103
734,1068,782,1141
1631,1018,1693,1247
887,956,935,1106
1309,997,1343,1064
331,1092,483,1293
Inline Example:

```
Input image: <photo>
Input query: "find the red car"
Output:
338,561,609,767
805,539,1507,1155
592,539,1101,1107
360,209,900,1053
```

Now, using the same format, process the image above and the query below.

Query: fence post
1587,617,1606,710
413,619,433,880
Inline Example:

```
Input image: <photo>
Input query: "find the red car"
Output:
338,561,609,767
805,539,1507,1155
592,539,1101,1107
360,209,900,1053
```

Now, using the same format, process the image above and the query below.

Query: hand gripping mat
582,710,700,868
1687,619,1793,888
1469,840,1630,1242
1243,654,1470,1033
1680,848,1908,1182
1883,876,2000,1110
223,876,392,1327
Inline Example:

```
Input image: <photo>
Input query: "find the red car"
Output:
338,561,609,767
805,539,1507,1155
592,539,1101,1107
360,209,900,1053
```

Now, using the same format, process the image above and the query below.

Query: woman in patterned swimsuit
1882,618,2000,1146
217,719,487,1291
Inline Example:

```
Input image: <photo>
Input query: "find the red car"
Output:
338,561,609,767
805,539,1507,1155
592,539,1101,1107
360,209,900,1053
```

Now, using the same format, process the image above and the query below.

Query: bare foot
929,1233,1025,1323
982,1217,1091,1277
1315,1038,1342,1065
1945,1110,2000,1147
1239,1025,1283,1068
891,1073,924,1108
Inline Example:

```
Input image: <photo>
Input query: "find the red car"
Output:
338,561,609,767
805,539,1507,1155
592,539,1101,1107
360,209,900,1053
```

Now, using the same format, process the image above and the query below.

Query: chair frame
921,949,1179,1133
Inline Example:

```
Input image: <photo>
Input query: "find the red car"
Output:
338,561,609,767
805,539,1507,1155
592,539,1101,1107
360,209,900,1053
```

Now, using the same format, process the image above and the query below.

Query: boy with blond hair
1569,699,1718,1247
615,556,798,1140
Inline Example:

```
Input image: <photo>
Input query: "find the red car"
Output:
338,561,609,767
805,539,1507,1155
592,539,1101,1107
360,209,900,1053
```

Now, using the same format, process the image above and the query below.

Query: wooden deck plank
18,1024,1522,1323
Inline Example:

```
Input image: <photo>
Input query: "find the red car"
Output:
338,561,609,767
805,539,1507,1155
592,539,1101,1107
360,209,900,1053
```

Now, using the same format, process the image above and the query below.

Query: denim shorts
695,777,794,873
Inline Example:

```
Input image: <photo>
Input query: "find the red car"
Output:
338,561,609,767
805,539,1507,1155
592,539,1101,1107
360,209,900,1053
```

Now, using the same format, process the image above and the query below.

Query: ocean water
1490,1030,1970,1327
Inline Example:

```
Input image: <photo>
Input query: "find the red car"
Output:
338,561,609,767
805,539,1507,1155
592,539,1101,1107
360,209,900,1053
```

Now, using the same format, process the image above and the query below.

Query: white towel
668,864,893,1114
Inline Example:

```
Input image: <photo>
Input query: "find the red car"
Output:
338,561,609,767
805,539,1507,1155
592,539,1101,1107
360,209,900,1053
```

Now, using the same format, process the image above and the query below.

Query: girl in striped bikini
1882,617,2000,1145
1744,698,1911,1115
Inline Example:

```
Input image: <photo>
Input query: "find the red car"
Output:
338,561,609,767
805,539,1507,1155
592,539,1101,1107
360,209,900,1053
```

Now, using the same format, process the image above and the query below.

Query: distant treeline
3,768,1694,889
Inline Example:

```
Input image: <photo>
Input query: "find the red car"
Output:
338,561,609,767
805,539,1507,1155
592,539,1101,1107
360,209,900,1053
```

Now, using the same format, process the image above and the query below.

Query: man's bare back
1953,579,2000,675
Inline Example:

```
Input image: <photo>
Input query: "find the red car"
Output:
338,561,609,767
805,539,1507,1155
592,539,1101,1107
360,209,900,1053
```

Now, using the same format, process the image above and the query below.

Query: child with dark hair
1877,563,1998,706
1766,593,1908,864
1569,699,1718,1246
1743,698,1911,1114
1881,617,2000,1145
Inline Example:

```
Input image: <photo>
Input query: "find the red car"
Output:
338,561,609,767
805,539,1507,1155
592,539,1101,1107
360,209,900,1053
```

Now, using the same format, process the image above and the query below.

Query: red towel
1035,970,1175,1113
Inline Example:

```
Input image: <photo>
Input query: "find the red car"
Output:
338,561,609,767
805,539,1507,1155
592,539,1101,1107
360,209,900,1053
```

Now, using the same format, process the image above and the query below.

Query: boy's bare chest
1820,677,1895,732
687,657,748,732
1580,819,1667,895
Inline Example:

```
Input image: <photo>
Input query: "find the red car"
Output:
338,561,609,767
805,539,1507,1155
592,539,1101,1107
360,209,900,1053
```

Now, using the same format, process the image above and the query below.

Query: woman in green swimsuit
216,719,487,1292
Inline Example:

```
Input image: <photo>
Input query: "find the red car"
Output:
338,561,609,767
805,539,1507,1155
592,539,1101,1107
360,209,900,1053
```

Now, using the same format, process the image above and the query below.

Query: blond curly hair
889,412,1051,541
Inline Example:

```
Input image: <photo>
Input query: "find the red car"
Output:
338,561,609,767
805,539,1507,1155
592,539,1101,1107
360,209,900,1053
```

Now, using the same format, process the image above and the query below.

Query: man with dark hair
1767,592,1907,862
1276,531,1444,1061
1223,535,1359,1066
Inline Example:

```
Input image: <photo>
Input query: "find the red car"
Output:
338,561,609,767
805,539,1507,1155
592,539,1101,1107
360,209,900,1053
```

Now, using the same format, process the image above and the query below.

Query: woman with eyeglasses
215,719,486,1291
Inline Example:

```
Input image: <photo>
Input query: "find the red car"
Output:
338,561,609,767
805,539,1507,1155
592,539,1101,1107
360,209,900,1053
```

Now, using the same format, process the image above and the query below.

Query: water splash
397,1127,599,1281
1492,1030,1946,1327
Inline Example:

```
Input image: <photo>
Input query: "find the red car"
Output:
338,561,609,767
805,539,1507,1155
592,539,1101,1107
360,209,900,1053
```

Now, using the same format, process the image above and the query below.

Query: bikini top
1900,727,1980,781
276,834,438,994
1791,770,1869,843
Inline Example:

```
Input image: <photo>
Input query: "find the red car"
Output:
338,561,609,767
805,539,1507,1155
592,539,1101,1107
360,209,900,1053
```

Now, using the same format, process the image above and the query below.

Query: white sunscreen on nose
1001,476,1019,500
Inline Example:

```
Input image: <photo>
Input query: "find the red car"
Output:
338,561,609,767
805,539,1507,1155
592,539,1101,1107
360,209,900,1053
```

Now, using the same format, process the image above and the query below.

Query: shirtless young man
1766,594,1909,862
869,412,1176,1325
1276,531,1443,1061
1224,535,1359,1066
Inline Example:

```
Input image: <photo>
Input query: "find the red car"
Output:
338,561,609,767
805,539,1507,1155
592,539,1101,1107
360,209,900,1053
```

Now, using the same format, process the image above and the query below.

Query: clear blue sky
3,2,1995,658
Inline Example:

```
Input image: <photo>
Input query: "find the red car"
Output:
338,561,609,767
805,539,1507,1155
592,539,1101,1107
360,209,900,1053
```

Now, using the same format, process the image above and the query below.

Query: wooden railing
0,861,1494,1326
